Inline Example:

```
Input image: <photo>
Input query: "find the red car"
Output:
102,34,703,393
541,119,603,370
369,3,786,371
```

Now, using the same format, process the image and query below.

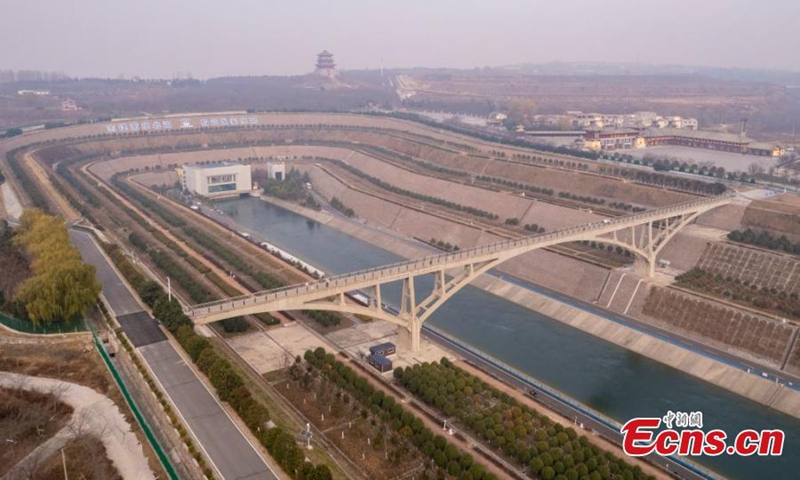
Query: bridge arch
186,195,733,351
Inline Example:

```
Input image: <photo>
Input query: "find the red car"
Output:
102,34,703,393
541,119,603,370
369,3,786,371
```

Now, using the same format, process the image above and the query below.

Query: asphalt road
70,229,276,480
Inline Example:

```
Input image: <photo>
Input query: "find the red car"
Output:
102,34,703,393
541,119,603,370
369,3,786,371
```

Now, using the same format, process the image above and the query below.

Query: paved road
70,229,276,480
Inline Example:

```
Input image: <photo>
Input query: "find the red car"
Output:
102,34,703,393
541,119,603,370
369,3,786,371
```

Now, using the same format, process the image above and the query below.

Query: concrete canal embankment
259,195,800,420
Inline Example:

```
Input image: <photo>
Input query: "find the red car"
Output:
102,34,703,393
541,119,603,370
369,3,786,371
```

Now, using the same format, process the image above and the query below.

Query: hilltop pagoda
315,50,337,78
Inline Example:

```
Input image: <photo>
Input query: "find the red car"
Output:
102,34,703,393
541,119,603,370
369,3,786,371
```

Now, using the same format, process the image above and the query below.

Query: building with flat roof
644,128,785,157
368,354,393,373
180,162,252,197
369,342,396,357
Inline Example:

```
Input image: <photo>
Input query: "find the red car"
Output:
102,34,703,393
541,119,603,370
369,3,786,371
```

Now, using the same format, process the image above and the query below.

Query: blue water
219,197,800,479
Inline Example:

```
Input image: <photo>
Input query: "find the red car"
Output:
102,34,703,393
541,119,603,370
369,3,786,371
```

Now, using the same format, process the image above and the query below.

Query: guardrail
92,329,180,480
187,194,732,317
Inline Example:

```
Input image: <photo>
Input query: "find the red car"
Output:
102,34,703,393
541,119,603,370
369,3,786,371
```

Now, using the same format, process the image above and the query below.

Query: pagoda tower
315,50,337,78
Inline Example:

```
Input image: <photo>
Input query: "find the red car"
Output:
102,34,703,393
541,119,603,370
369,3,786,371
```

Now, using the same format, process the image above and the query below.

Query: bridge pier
634,256,655,278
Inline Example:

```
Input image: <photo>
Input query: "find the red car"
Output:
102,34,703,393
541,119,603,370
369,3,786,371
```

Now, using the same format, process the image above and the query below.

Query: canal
218,196,799,479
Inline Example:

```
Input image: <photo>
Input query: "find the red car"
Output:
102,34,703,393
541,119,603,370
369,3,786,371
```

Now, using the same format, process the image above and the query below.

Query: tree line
395,359,654,480
329,196,355,218
728,228,800,255
327,158,500,220
304,348,495,479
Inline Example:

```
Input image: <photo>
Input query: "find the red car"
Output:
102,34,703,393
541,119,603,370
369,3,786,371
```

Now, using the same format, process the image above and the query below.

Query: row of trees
597,165,727,196
728,228,800,255
182,226,284,290
510,153,592,173
329,197,355,218
328,158,499,220
13,210,101,325
104,240,332,479
577,240,634,259
395,359,654,480
607,202,645,213
524,224,546,234
476,174,555,197
357,144,470,178
304,348,494,479
676,268,800,319
6,149,51,213
557,191,607,206
428,238,460,252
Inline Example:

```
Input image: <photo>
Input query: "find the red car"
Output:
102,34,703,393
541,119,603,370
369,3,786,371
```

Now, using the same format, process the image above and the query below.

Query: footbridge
186,194,733,351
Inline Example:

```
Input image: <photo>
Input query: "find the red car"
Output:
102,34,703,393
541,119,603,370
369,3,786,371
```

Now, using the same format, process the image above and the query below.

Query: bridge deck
186,194,732,319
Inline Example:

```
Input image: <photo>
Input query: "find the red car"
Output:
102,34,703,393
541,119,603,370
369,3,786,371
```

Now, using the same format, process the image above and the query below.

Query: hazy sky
2,0,798,78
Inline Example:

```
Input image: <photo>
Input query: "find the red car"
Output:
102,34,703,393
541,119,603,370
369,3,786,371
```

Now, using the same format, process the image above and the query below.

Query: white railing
187,194,732,317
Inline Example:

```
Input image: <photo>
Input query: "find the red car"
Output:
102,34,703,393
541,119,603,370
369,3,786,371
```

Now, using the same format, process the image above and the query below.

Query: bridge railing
187,194,732,316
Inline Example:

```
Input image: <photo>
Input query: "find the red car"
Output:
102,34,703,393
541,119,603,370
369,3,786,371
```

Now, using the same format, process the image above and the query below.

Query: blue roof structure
370,354,392,367
369,342,395,354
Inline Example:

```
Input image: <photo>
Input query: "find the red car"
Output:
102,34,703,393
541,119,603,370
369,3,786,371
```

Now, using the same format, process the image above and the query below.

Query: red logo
621,412,784,457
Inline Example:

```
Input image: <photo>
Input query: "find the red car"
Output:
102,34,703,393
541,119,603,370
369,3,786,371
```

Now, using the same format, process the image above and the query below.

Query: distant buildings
562,111,698,130
17,89,50,96
61,98,78,111
315,50,338,78
580,126,784,157
179,162,252,197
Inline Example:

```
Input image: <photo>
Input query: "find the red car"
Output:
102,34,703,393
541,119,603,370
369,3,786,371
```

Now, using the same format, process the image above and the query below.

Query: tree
505,99,537,129
13,210,101,324
4,127,22,138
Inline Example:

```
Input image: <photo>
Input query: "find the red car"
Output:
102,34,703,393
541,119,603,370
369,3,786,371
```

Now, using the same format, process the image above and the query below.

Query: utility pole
61,448,69,480
167,277,172,302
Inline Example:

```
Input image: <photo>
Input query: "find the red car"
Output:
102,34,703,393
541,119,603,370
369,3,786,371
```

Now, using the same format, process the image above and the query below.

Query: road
70,229,276,480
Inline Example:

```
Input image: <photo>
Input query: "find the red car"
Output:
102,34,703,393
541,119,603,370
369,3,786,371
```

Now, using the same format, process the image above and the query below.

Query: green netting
0,311,87,334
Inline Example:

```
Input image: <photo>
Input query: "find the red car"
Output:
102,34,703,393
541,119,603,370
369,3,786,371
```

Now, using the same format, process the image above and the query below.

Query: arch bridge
186,195,733,351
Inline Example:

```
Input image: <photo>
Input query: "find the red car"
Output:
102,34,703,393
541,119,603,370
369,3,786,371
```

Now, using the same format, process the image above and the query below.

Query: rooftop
644,127,754,144
369,354,392,366
184,161,244,170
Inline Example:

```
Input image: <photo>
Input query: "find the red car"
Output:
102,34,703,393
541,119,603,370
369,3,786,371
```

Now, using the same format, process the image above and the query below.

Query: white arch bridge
186,194,733,351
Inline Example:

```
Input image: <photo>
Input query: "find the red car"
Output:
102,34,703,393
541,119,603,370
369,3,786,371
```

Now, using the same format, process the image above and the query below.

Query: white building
180,162,252,197
266,161,286,180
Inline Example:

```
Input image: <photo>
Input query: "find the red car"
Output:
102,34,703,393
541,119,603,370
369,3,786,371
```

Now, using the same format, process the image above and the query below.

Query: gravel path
0,372,154,480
